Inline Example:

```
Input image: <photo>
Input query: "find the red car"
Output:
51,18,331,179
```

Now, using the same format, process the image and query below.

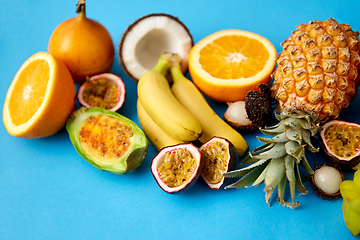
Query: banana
137,53,202,142
169,62,249,156
137,99,184,151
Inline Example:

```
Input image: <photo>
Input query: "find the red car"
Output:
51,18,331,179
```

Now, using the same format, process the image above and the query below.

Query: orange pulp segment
8,59,50,126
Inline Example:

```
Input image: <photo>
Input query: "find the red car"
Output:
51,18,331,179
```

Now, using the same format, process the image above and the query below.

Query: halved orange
189,29,277,102
3,52,76,138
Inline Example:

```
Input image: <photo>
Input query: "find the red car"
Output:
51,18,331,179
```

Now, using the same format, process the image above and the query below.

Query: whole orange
48,2,114,84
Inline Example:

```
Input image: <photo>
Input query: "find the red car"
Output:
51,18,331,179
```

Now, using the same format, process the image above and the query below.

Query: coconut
224,83,274,132
119,13,193,82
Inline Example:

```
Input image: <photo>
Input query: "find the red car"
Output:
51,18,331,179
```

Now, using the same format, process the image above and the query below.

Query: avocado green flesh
66,107,148,174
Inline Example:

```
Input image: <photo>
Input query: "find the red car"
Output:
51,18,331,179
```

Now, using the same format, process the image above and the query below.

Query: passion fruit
48,0,115,83
199,137,238,189
320,120,360,170
77,73,125,111
151,143,201,193
66,107,148,174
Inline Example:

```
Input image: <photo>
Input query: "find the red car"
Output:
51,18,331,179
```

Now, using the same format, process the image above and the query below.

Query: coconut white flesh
121,15,192,80
225,101,252,125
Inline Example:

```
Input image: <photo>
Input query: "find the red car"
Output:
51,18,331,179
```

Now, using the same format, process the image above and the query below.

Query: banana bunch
137,53,202,143
137,99,183,151
137,53,248,156
340,169,360,237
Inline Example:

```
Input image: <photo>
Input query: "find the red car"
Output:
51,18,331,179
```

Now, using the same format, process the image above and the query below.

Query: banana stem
151,53,178,76
152,58,171,76
170,64,187,84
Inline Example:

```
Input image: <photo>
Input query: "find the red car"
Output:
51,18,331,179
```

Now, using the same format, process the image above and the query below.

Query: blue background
1,0,359,239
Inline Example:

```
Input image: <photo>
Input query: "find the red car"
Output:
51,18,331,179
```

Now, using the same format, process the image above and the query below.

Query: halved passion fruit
77,73,125,112
320,120,360,170
199,137,238,189
151,143,201,193
66,107,148,174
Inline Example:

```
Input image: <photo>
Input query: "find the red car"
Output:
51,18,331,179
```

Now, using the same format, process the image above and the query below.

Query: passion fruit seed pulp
79,114,133,162
67,107,148,174
321,120,360,170
151,143,201,193
324,124,360,159
81,77,119,110
157,149,197,188
200,137,238,189
201,141,229,185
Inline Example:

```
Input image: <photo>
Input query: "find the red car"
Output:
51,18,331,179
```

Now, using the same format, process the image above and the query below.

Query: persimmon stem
76,0,85,14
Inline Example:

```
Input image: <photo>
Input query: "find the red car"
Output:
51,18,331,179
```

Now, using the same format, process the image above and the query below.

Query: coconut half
119,13,194,82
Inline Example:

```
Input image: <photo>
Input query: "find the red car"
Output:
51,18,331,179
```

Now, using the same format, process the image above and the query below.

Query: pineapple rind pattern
272,18,360,123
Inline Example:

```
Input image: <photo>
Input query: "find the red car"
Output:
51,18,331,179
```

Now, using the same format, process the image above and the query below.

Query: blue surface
1,0,360,239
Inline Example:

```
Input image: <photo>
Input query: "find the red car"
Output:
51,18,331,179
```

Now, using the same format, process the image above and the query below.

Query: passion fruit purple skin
199,137,238,189
320,120,360,171
77,73,126,112
151,143,201,194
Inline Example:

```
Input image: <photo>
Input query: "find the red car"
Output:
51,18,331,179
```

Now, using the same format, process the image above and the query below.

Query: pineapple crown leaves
223,109,321,209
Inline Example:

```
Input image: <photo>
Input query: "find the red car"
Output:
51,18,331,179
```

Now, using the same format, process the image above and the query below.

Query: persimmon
48,0,114,84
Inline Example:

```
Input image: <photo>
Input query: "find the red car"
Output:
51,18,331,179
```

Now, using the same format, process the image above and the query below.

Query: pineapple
224,18,360,209
273,18,360,121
